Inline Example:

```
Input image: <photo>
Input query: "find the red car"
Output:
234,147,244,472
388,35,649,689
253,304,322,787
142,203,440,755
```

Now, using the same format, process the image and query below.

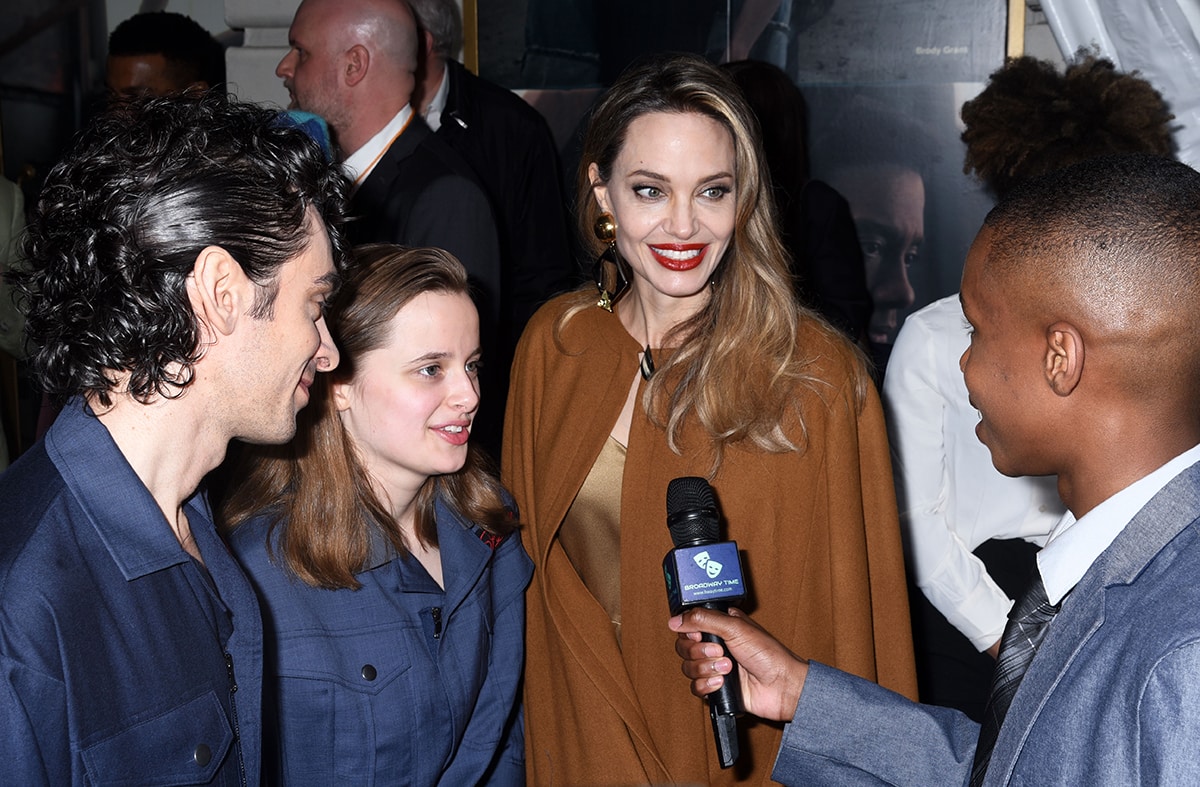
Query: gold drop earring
592,212,629,312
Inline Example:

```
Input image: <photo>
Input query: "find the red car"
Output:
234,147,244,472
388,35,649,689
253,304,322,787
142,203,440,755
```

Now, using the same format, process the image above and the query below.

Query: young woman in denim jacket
223,245,532,786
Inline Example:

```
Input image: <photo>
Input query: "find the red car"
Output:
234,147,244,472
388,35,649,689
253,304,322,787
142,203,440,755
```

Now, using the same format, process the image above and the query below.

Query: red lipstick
649,243,707,271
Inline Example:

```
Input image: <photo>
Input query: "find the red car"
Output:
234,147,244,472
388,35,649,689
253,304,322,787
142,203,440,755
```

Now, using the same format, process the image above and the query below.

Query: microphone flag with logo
663,476,747,769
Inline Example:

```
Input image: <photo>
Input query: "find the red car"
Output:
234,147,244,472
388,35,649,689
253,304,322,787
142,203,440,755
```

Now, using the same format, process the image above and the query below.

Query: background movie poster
477,0,1008,337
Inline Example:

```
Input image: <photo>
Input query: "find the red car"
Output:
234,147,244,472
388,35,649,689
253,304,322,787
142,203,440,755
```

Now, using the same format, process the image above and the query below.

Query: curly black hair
961,54,1176,199
11,93,351,407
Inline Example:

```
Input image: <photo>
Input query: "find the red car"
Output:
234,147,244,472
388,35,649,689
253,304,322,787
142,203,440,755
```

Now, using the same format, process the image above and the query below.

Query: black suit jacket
350,113,501,328
436,60,575,348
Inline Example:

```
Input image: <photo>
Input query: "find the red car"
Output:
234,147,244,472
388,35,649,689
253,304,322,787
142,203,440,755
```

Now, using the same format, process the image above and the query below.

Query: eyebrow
855,219,924,246
314,271,341,294
627,168,734,182
408,346,483,364
958,291,975,321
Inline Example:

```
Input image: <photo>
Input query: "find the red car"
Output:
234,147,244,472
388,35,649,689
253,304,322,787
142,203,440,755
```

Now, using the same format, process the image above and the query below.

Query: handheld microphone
663,476,746,769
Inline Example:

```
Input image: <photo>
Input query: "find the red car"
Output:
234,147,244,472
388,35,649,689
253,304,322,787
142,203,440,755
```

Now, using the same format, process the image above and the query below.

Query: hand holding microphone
662,476,747,768
670,606,810,724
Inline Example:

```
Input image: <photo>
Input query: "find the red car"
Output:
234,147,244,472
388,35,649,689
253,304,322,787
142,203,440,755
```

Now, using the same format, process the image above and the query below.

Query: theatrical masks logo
692,550,723,579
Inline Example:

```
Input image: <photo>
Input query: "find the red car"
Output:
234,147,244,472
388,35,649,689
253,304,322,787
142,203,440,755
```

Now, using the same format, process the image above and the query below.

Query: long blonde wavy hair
560,53,869,471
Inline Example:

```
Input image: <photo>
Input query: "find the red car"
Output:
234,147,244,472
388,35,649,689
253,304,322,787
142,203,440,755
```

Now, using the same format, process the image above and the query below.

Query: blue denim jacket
230,494,532,786
0,401,263,786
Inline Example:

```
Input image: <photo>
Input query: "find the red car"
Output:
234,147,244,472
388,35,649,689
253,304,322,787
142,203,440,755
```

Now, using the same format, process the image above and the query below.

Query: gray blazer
773,458,1200,785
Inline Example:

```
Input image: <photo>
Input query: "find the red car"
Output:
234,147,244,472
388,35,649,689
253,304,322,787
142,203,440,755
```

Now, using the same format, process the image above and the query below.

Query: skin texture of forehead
294,0,352,47
107,53,194,96
832,164,925,237
299,0,416,65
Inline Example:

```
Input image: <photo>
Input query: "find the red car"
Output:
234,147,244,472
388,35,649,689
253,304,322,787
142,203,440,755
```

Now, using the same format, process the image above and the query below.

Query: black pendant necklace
640,345,655,380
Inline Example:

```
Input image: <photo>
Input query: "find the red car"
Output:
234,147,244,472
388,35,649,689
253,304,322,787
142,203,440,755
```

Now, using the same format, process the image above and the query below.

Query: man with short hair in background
106,11,226,99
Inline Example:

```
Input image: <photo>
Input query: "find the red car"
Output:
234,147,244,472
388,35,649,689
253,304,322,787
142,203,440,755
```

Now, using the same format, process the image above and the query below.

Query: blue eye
701,185,731,200
419,365,441,378
634,185,663,199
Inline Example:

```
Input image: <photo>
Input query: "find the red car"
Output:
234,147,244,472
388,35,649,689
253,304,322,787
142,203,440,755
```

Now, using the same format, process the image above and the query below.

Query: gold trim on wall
1007,0,1026,58
463,0,478,73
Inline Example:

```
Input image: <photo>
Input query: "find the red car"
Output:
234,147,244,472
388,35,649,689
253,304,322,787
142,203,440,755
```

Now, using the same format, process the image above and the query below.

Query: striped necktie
969,574,1061,786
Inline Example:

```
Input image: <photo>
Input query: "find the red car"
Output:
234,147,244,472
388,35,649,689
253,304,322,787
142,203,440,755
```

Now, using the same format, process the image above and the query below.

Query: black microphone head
666,476,720,547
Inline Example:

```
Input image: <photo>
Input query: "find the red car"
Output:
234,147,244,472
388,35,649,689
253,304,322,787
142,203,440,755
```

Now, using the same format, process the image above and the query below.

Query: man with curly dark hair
0,94,349,784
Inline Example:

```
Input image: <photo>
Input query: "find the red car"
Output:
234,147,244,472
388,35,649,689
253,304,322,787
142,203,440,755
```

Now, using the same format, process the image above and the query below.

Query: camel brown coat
503,294,917,786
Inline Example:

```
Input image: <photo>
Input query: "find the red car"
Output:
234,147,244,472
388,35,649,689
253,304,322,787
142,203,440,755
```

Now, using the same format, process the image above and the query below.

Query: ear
187,245,251,340
421,30,436,63
330,378,354,412
345,44,369,87
588,163,609,213
1045,321,1084,397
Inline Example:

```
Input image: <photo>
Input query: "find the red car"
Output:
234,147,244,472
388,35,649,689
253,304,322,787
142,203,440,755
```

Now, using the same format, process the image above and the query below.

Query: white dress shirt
422,67,450,132
342,104,413,187
1039,442,1200,604
883,294,1064,650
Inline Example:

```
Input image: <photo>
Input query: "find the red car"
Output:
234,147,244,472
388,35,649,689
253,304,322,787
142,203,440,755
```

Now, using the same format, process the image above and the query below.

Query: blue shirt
0,400,263,786
230,494,532,786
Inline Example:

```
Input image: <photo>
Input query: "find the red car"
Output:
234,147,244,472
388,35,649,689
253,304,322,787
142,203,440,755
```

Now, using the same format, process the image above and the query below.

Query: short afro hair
962,54,1175,199
108,11,226,90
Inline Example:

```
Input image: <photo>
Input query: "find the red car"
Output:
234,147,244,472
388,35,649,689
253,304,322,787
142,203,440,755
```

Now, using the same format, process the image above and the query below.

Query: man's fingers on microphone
691,673,726,697
679,652,732,680
671,606,739,637
675,636,725,661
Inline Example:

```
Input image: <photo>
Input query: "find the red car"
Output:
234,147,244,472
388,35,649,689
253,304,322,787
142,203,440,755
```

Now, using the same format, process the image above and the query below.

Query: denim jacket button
361,664,377,681
193,743,212,767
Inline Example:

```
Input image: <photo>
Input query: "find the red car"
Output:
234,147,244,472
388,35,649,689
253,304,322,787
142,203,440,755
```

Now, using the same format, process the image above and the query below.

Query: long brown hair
221,244,515,589
563,53,868,471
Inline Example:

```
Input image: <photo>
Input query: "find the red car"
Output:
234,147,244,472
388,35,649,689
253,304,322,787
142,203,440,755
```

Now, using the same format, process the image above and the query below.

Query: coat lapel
435,498,493,620
532,308,673,775
350,116,429,214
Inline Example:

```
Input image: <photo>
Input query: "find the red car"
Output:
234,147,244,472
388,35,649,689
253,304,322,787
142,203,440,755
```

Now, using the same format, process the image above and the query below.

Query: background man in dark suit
409,0,575,342
409,0,575,456
671,154,1200,784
